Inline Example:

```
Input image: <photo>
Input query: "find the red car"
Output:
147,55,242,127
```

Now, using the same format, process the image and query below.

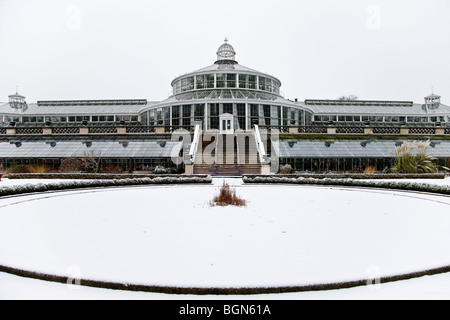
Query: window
259,77,266,91
250,104,259,117
172,106,180,118
163,107,170,120
196,75,205,89
239,74,247,88
248,75,257,89
173,80,181,94
265,78,272,92
314,116,322,122
223,103,233,115
194,104,204,119
216,74,225,88
181,77,194,92
237,104,245,117
182,105,191,118
210,104,219,116
226,74,236,88
182,118,191,126
206,74,215,88
273,81,280,94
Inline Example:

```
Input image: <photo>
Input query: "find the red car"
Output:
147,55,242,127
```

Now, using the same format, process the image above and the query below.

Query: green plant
391,141,438,174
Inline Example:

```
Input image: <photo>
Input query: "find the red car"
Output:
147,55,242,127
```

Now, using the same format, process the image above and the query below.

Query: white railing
188,124,201,164
254,125,267,164
214,131,220,166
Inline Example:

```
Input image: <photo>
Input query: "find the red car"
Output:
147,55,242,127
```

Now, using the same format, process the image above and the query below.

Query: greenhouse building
0,39,449,175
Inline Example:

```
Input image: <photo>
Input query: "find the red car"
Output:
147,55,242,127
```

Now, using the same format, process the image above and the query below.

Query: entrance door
219,113,234,134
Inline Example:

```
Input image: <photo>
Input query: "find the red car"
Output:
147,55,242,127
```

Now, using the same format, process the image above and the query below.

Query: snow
0,176,450,299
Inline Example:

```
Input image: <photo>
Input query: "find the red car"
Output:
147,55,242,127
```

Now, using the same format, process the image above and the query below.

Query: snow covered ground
0,176,449,299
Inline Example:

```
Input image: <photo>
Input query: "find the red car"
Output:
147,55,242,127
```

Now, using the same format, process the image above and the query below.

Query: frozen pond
0,182,449,288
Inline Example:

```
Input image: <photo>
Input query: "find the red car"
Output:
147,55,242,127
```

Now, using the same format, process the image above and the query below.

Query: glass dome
216,38,236,63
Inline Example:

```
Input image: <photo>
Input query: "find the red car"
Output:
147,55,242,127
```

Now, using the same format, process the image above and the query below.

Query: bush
392,141,438,174
6,165,32,174
154,166,168,174
210,182,246,207
102,166,124,174
279,164,293,174
59,158,81,173
364,166,376,174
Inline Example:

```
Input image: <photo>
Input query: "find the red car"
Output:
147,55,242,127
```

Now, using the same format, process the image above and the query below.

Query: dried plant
59,158,81,173
80,151,102,173
210,182,246,207
392,140,438,174
28,164,47,174
364,166,377,174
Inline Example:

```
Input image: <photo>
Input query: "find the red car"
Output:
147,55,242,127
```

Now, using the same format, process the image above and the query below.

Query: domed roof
216,38,237,63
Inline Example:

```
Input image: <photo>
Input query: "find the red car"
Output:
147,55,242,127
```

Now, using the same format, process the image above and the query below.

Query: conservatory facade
1,40,450,174
1,39,450,131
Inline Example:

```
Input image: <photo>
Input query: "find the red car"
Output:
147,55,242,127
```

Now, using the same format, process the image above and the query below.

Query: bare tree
81,151,102,173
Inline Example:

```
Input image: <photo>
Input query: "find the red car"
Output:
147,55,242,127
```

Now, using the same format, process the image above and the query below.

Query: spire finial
224,37,228,43
16,85,18,95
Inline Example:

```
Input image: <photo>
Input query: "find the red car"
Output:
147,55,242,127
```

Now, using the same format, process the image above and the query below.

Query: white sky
0,0,449,104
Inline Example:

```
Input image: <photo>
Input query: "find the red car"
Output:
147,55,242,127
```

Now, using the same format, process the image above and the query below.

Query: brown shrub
102,166,124,174
211,182,246,207
59,158,81,173
6,165,32,174
364,166,376,174
279,164,292,174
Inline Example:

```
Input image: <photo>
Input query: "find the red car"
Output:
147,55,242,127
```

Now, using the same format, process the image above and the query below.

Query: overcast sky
0,0,449,104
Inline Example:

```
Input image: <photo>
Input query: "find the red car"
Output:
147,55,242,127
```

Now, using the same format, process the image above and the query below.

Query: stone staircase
193,132,262,176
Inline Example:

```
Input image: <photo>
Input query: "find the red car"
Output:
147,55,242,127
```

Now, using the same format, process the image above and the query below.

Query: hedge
5,173,209,180
242,175,450,195
0,176,212,198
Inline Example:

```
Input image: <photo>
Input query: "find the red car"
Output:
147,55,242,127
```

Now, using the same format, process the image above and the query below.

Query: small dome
216,38,237,64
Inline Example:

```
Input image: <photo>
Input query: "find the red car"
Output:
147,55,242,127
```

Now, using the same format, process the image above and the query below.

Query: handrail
235,133,240,166
254,125,266,164
214,131,219,173
188,124,200,164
